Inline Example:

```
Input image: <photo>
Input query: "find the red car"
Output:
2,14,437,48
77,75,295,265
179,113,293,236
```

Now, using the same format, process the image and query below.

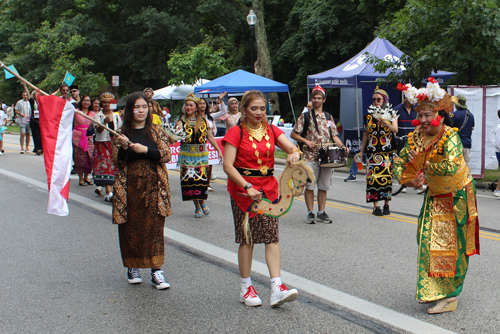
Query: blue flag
4,65,19,79
63,71,75,86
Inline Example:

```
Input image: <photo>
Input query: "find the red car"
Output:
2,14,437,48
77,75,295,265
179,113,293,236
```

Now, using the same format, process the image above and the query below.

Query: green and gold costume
393,126,480,301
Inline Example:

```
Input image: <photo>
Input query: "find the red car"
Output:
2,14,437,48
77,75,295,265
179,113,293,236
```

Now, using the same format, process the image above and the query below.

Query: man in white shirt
15,91,31,153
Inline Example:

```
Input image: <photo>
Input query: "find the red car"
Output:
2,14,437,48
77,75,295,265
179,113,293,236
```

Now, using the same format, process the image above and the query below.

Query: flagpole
0,61,132,143
0,62,49,96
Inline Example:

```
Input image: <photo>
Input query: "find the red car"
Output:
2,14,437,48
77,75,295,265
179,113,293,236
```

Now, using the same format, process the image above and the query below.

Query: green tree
167,41,229,85
376,0,500,85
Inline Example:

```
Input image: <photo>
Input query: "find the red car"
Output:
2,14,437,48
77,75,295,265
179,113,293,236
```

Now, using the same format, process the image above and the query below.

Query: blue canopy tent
307,37,454,146
194,69,296,121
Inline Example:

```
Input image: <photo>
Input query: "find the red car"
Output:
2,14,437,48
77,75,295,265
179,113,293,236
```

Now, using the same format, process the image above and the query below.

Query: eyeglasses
372,98,383,102
61,89,69,92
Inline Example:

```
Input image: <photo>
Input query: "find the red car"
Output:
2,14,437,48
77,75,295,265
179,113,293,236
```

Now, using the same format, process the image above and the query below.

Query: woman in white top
92,92,122,201
198,96,223,191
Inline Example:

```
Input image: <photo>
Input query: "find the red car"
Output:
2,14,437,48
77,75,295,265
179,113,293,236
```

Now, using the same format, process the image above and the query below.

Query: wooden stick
0,61,131,144
0,62,49,96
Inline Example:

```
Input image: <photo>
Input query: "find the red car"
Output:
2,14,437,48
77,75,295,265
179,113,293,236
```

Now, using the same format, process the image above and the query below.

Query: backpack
298,109,334,149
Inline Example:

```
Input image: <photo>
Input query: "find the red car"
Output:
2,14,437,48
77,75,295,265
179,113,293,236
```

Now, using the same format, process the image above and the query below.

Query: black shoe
372,206,383,216
383,204,390,215
306,212,316,224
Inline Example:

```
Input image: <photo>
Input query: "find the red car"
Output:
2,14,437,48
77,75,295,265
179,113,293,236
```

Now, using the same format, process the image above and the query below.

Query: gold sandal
427,298,457,314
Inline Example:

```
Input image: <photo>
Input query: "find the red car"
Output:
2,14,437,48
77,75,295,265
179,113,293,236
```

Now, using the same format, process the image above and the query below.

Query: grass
6,125,19,133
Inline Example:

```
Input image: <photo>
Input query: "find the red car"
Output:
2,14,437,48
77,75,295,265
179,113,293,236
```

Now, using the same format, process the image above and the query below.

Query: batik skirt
231,198,279,245
93,141,117,186
118,160,165,268
366,152,393,203
178,143,209,201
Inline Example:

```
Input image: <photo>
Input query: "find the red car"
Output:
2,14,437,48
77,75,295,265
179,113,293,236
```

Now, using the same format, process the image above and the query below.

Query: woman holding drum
358,87,398,216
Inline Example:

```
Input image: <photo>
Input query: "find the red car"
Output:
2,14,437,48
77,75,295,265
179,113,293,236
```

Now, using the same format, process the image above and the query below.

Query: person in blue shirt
393,97,417,137
451,95,475,167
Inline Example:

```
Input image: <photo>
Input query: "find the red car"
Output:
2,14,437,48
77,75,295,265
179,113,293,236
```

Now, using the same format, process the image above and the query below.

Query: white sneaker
127,268,142,284
151,270,170,290
240,285,262,306
270,284,298,307
104,192,113,202
494,190,500,197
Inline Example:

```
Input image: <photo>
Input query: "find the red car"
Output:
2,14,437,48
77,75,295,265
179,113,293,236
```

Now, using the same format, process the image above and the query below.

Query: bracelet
290,148,303,155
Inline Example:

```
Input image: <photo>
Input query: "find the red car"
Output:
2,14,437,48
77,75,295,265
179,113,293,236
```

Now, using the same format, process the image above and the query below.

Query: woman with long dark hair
113,92,172,289
73,95,95,186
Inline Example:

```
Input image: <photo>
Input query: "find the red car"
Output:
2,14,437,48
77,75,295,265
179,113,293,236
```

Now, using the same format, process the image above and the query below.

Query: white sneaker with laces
127,268,142,284
151,270,170,290
270,283,298,307
240,285,262,306
494,190,500,197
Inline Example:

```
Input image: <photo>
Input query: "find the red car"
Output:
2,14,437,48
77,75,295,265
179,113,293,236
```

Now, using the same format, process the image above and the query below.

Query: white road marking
0,168,457,334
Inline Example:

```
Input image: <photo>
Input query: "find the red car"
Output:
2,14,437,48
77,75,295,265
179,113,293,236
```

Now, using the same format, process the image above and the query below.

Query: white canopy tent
153,79,211,100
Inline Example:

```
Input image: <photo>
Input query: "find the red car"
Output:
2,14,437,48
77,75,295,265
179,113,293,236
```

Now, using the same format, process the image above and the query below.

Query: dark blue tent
194,69,295,120
306,37,454,147
307,37,454,88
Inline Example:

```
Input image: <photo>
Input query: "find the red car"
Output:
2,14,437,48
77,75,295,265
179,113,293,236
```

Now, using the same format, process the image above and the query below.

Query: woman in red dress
223,90,301,307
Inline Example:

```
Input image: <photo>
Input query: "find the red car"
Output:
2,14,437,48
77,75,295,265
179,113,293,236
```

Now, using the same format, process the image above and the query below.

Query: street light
247,10,257,74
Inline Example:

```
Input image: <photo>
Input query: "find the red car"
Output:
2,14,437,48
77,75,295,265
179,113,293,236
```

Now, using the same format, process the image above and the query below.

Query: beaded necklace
407,125,458,161
243,122,271,175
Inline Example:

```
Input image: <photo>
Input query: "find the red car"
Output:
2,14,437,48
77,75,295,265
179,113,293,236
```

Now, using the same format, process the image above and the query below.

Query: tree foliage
375,0,500,85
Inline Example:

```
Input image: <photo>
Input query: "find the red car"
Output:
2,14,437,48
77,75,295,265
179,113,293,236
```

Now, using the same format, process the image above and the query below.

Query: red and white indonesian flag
38,95,75,216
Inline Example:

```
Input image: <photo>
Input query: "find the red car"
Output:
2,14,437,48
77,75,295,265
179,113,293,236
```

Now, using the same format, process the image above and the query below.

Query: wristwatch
244,183,253,190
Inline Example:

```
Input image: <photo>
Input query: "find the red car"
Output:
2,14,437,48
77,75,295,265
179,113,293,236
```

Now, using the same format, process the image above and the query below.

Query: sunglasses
372,98,383,102
70,90,78,93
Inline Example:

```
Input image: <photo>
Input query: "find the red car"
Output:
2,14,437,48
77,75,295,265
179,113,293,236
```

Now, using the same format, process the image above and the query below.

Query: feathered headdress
397,78,457,127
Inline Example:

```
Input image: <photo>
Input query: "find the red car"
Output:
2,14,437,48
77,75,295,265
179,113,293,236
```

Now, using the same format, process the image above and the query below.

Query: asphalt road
1,132,500,334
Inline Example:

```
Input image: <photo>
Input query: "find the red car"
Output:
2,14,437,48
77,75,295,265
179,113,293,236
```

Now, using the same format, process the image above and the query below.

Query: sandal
427,298,457,314
84,179,94,185
79,182,86,186
194,208,202,218
201,203,210,215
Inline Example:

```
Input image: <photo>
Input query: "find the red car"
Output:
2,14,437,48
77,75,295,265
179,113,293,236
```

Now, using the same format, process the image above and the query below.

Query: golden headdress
184,92,200,104
100,92,115,102
374,86,389,99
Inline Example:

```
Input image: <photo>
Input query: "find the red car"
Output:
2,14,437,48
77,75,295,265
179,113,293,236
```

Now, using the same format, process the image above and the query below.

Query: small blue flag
4,65,19,79
63,71,75,86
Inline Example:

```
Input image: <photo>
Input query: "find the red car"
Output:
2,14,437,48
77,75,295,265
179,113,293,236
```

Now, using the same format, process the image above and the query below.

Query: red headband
312,84,325,96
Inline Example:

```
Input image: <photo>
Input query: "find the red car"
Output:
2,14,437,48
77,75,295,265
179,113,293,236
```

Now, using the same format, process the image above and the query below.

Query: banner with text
167,137,224,169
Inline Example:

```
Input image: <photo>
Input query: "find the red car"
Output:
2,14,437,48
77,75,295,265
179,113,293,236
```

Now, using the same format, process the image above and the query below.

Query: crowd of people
2,78,499,314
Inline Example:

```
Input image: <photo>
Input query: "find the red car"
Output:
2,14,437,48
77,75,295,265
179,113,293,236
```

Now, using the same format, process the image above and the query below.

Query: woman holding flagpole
93,92,122,202
113,92,172,289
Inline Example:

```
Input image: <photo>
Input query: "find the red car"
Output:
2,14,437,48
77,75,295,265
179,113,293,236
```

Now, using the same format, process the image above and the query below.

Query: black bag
86,125,95,137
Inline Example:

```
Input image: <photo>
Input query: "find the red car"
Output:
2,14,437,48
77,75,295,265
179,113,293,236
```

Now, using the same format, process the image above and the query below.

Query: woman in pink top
73,95,95,186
